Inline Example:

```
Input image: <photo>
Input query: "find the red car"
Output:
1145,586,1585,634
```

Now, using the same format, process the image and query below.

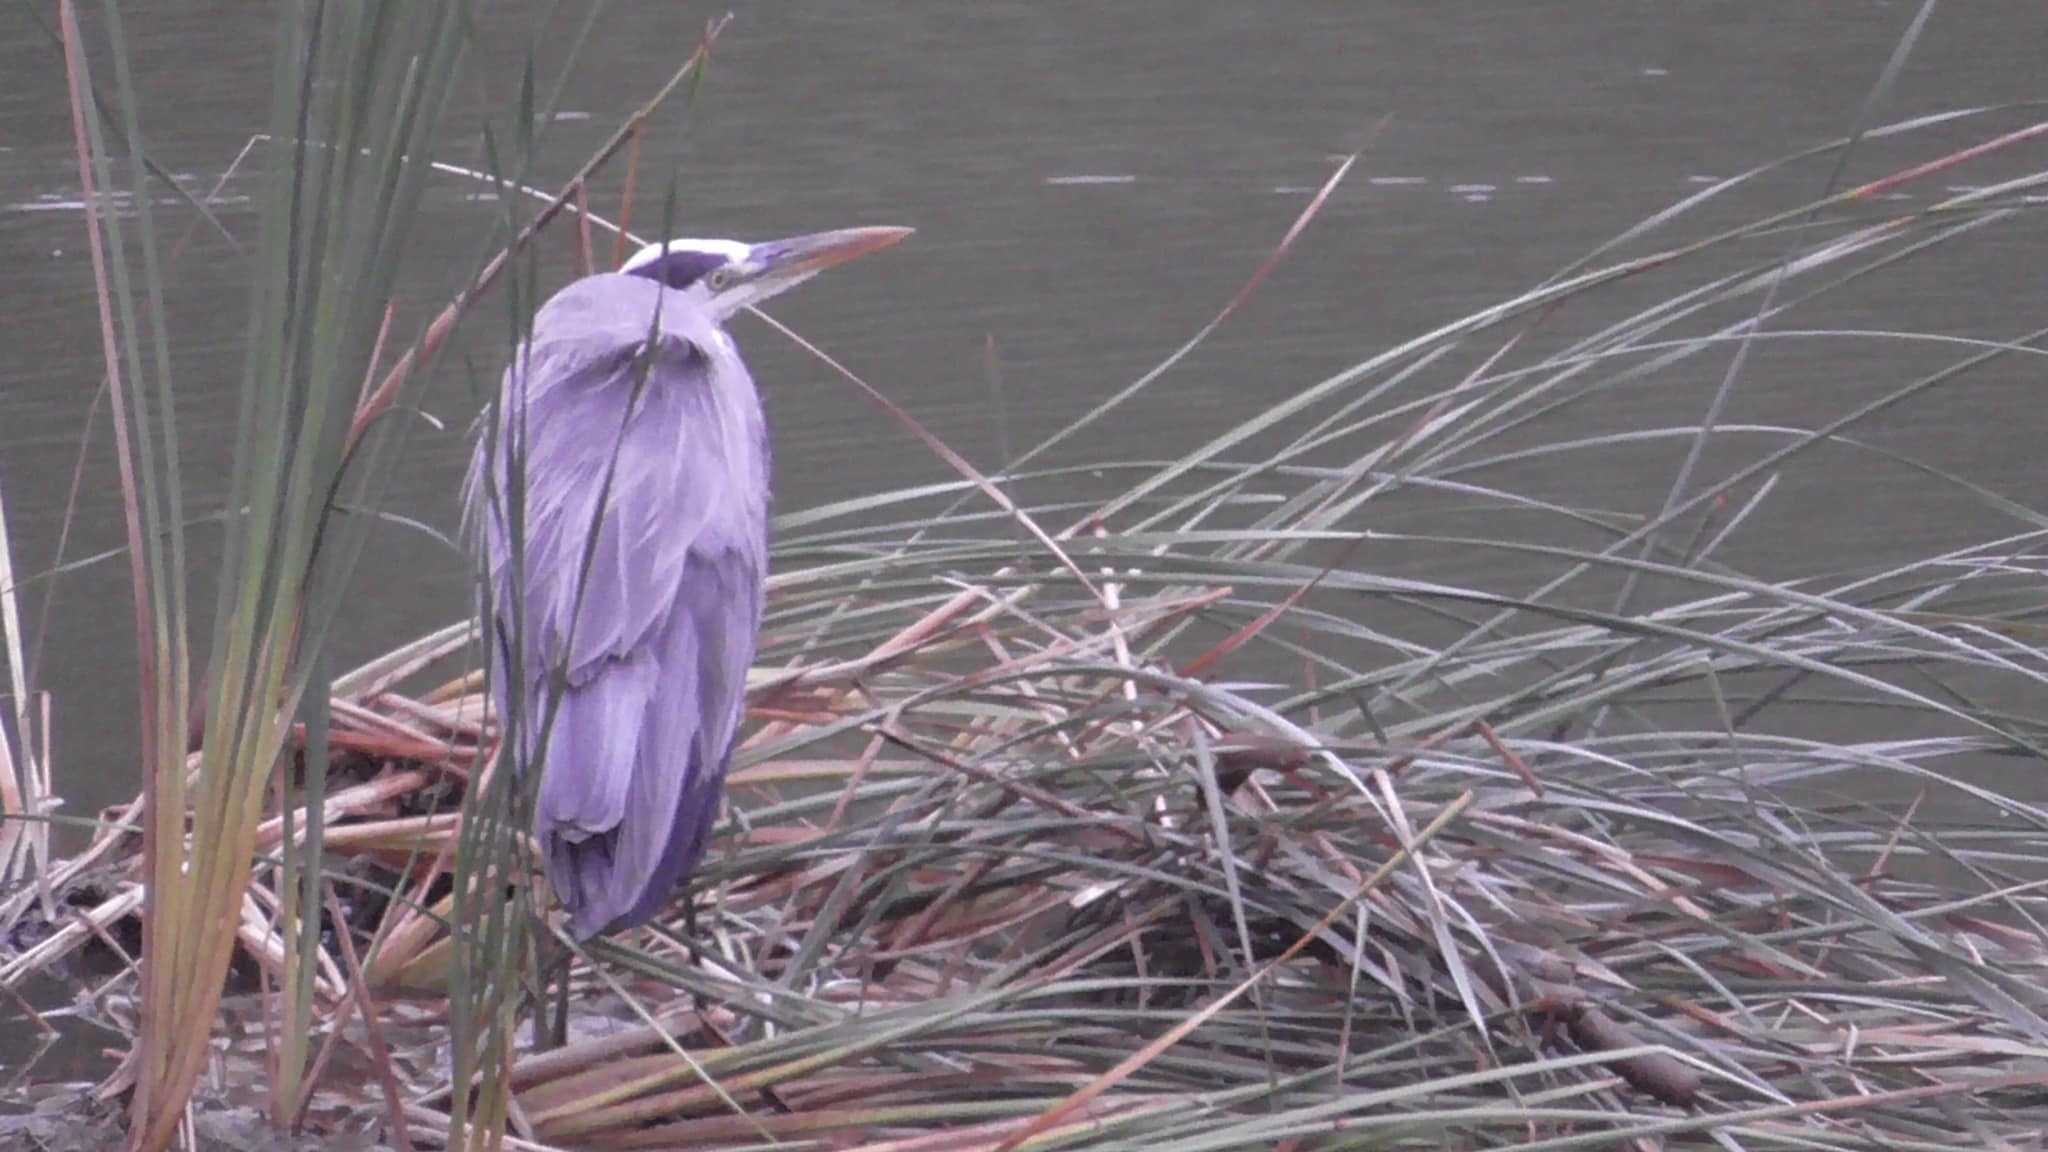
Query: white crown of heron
619,237,752,276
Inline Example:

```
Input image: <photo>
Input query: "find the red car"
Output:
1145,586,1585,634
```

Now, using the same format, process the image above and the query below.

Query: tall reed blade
269,652,328,1126
0,473,45,903
47,3,478,1149
56,1,189,1137
441,25,724,1149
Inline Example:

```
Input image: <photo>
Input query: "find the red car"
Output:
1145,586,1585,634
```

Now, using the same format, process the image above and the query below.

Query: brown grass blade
992,791,1473,1152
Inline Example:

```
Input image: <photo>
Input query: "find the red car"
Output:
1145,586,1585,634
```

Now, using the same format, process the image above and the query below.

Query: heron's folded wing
466,277,764,869
478,327,730,686
597,541,762,933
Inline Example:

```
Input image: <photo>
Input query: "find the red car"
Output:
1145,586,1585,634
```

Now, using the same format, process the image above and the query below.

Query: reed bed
8,5,2048,1151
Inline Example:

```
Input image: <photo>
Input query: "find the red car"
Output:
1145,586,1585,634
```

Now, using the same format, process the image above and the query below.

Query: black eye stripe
624,249,730,291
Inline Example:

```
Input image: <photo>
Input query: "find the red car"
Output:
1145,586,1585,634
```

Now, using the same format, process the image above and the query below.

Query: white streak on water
1044,174,1138,186
1514,175,1554,184
1368,176,1427,186
6,195,250,213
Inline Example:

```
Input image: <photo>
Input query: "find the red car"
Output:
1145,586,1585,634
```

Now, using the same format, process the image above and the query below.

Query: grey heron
467,225,911,941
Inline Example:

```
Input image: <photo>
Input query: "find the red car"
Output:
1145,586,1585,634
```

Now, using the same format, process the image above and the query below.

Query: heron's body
465,226,907,940
469,275,767,939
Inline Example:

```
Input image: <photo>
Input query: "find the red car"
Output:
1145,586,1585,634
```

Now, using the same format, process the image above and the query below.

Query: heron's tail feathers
529,548,757,942
531,652,664,939
534,655,657,837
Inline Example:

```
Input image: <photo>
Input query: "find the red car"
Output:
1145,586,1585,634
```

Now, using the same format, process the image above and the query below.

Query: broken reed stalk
345,14,733,453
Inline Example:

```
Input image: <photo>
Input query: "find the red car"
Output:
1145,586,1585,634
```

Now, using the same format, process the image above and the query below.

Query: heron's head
619,226,912,322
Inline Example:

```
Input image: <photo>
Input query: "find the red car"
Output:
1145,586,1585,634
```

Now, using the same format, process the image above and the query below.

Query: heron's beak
711,225,913,317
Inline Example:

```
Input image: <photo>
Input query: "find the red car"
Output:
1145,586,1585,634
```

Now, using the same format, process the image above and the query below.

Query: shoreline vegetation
6,4,2048,1150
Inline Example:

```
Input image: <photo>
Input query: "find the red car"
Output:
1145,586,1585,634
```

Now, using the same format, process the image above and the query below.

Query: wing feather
610,545,761,930
467,274,768,938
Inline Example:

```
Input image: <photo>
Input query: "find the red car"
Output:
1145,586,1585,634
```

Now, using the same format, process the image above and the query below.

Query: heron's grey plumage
467,272,768,941
464,224,908,942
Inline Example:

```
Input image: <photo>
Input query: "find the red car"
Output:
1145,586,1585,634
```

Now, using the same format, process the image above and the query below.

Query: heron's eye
706,266,735,291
